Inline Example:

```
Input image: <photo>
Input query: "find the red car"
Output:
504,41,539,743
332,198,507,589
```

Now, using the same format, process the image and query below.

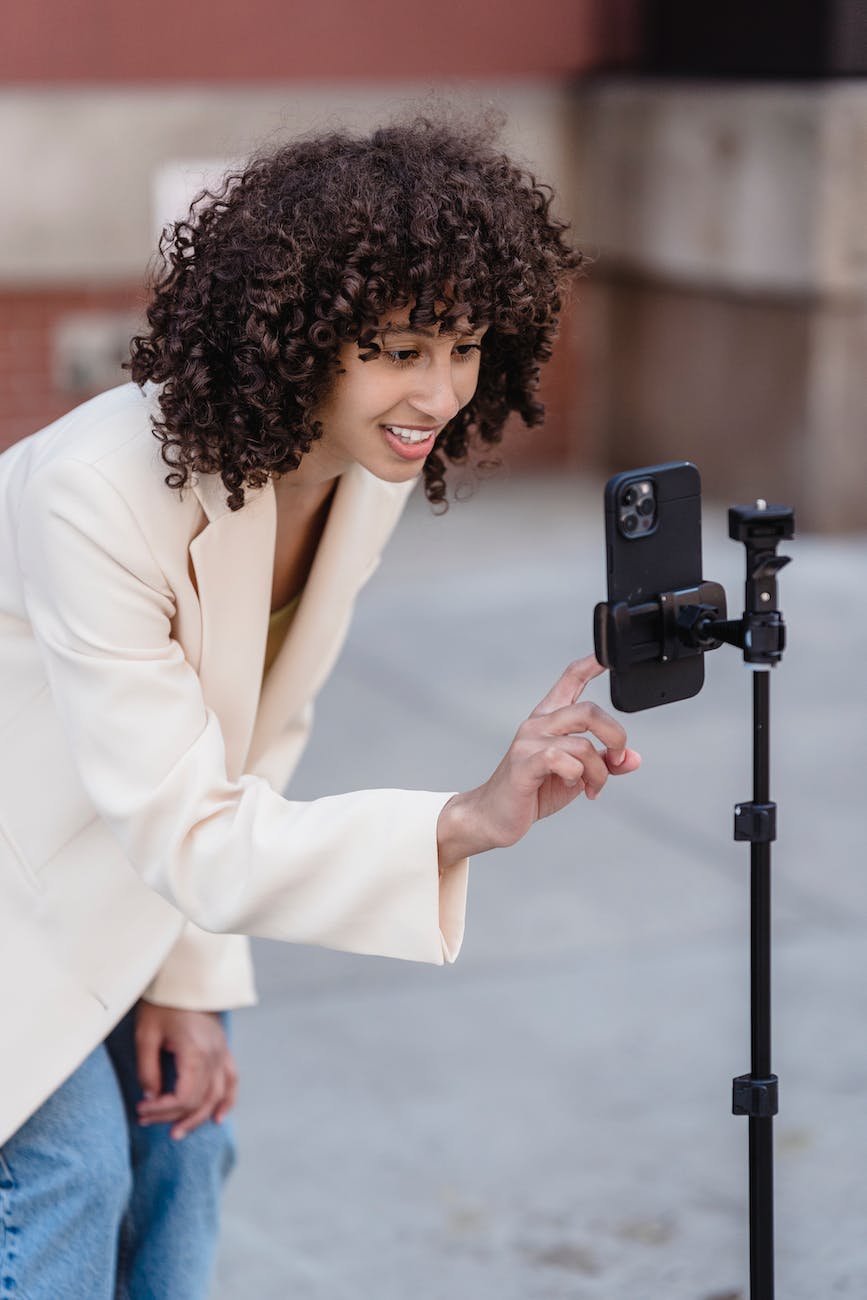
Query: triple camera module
617,479,657,538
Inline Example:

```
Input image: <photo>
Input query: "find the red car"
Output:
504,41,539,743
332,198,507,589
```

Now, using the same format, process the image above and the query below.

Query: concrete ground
213,472,866,1300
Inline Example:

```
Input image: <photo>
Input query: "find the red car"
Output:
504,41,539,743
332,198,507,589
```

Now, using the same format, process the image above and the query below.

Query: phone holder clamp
594,503,795,674
594,581,728,673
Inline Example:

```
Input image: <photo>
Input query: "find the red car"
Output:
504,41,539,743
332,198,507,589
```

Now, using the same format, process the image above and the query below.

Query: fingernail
142,1090,155,1100
611,750,626,767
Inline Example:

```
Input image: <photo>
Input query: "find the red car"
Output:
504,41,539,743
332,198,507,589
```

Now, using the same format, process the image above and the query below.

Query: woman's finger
530,656,605,718
605,747,642,774
210,1066,235,1128
524,737,610,797
548,753,588,790
134,1025,163,1102
213,1056,239,1125
138,1051,209,1123
559,738,610,795
172,1050,210,1113
524,744,587,788
137,1099,187,1126
529,699,628,758
170,1079,223,1141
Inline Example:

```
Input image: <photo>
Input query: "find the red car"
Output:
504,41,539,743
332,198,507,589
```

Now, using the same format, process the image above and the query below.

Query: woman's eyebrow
377,323,483,339
378,324,435,337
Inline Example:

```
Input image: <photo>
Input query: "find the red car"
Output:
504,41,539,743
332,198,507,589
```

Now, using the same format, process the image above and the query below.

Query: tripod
595,499,795,1299
703,502,794,1300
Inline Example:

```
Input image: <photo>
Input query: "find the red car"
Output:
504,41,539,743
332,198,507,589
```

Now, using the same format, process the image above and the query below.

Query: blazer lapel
189,473,276,781
249,463,401,761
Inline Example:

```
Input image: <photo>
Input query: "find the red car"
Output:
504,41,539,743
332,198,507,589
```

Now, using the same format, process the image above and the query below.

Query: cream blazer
0,383,468,1143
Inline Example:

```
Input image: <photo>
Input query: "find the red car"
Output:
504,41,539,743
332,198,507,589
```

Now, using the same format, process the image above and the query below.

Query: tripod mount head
701,501,796,666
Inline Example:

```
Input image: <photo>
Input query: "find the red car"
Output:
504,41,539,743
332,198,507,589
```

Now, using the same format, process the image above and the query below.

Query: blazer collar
187,463,402,778
188,472,276,780
250,462,399,760
190,465,253,524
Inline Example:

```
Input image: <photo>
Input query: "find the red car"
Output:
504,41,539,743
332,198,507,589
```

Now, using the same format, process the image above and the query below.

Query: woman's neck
270,475,337,612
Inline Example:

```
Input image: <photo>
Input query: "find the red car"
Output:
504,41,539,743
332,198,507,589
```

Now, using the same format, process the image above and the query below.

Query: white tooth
388,426,433,444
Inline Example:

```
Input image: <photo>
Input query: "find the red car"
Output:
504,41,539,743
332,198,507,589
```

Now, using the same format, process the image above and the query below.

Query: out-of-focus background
3,4,866,1298
4,0,867,528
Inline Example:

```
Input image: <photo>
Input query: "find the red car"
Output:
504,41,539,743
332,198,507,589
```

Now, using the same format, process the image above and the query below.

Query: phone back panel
604,462,704,711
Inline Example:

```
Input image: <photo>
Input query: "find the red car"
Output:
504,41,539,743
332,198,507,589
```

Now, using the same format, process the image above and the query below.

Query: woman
0,117,640,1297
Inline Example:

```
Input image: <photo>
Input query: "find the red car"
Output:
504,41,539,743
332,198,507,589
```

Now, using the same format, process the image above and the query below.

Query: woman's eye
380,342,481,367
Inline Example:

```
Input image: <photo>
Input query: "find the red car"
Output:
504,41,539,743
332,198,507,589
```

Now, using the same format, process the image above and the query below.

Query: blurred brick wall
0,0,638,82
0,287,143,451
496,293,586,472
0,286,584,469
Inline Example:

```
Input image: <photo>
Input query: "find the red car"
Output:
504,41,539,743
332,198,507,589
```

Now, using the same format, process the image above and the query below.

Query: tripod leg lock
732,1073,779,1118
734,801,777,843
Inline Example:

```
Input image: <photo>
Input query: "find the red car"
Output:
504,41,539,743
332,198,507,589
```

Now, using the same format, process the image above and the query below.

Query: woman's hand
437,656,641,866
134,1002,238,1140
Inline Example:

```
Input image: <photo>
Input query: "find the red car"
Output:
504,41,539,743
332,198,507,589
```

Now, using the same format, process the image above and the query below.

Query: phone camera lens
638,497,655,518
622,487,638,507
622,514,638,534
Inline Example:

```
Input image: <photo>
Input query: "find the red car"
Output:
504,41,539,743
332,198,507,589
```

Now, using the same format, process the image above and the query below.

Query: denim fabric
0,1008,235,1300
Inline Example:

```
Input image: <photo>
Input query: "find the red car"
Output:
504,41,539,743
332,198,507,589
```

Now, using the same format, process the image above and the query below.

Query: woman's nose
410,359,461,426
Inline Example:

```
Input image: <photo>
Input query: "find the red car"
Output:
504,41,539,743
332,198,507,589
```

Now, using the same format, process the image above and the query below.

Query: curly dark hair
128,115,581,511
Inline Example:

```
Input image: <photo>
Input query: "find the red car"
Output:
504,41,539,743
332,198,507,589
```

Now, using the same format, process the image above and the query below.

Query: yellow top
263,590,303,680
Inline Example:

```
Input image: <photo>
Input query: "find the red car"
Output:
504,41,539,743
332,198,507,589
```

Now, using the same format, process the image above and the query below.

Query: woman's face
309,311,487,484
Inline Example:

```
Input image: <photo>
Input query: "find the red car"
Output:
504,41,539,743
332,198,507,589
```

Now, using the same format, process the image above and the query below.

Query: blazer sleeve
17,458,469,966
145,698,318,1012
142,926,257,1010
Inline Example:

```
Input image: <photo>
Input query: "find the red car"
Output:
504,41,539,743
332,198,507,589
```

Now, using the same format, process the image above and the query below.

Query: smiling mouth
383,425,438,445
380,425,438,461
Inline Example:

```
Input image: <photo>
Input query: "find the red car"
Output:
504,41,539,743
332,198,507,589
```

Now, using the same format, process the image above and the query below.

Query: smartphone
597,461,705,712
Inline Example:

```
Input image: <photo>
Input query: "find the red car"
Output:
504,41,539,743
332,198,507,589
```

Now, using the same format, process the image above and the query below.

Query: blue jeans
0,1007,235,1299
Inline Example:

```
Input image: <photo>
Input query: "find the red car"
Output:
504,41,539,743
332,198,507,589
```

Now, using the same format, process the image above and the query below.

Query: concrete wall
0,82,580,285
574,79,867,530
